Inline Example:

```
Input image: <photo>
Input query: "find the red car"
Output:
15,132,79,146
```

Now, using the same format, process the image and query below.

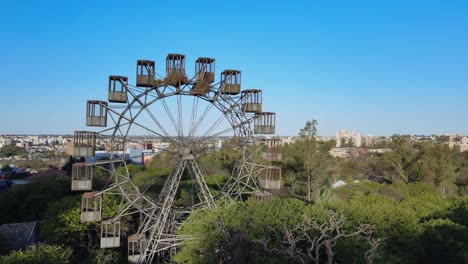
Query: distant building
5,139,14,146
16,140,29,150
447,134,468,152
336,130,362,147
215,139,223,150
154,142,170,153
279,136,296,145
145,142,153,151
364,135,377,146
87,146,144,165
317,136,334,142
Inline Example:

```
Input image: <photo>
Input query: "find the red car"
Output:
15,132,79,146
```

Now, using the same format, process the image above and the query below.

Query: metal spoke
126,118,176,145
142,107,178,146
160,96,181,138
177,93,184,139
189,100,215,137
201,110,229,139
189,95,200,137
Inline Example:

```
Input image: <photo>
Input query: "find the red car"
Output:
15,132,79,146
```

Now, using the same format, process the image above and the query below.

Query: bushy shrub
0,244,73,264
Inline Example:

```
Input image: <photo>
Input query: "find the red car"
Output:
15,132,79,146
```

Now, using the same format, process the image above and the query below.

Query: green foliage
197,141,238,175
444,196,468,226
0,146,26,158
400,183,451,219
0,176,70,224
88,248,123,264
299,119,318,139
12,159,48,171
418,218,468,263
174,198,307,264
379,137,461,196
326,182,467,263
0,244,73,264
282,122,334,202
40,194,122,249
145,151,176,173
2,126,467,264
203,173,229,197
314,133,468,197
130,166,168,196
175,180,468,264
39,195,91,246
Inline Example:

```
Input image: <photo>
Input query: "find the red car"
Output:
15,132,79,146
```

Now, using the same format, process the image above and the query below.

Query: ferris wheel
71,54,280,263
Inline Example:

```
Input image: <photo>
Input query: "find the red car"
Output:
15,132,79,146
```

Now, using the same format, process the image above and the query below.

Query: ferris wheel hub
180,148,194,160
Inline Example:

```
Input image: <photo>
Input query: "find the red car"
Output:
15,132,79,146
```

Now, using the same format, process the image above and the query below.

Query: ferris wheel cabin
261,138,282,162
191,57,215,95
86,100,108,127
165,53,188,85
259,166,282,190
254,112,276,134
108,76,128,103
136,60,157,87
101,218,121,248
81,192,102,222
128,233,146,263
241,89,262,113
220,70,241,95
73,131,96,157
195,57,215,83
71,163,93,191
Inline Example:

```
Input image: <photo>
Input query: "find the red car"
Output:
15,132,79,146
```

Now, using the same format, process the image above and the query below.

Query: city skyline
1,0,467,136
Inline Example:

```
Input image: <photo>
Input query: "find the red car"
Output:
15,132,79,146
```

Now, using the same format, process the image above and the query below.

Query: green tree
0,176,70,224
40,195,122,249
0,244,73,264
415,142,458,197
174,198,384,264
285,120,333,202
174,198,308,264
327,182,466,263
418,218,468,263
0,146,25,158
88,248,123,264
299,119,318,139
383,135,418,184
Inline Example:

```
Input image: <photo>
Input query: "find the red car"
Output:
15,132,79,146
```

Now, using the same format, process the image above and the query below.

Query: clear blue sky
1,0,467,136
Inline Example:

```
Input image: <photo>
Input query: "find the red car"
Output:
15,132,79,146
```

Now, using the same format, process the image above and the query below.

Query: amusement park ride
71,54,282,263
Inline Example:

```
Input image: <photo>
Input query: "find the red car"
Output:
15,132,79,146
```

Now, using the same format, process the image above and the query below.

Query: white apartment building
336,129,362,147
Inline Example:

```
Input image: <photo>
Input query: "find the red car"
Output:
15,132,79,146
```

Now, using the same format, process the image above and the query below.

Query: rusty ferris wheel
71,54,281,263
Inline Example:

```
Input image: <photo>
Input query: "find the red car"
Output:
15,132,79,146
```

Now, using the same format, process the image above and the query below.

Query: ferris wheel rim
108,84,255,145
94,83,257,212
